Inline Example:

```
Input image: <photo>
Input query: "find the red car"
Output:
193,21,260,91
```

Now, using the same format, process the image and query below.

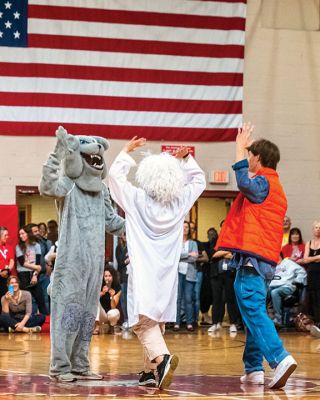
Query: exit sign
209,170,229,184
161,145,195,157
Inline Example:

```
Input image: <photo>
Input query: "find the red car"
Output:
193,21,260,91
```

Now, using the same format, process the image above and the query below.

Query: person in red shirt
281,228,305,264
0,227,15,309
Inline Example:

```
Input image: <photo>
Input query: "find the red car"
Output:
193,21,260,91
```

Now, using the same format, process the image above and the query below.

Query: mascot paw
55,126,79,158
56,125,69,142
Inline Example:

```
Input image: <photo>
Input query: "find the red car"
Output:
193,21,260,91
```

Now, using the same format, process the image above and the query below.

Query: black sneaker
138,371,156,387
157,354,179,390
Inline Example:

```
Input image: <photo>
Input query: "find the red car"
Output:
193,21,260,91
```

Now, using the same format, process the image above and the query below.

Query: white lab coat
109,151,206,326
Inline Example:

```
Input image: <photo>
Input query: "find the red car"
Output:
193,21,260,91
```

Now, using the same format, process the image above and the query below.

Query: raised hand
54,126,79,160
122,136,147,153
236,122,255,162
174,146,189,159
237,122,254,149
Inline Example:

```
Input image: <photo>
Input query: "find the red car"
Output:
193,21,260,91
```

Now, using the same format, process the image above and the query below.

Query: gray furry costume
40,126,124,379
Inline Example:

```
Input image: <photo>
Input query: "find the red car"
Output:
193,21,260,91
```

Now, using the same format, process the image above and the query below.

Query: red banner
0,205,19,274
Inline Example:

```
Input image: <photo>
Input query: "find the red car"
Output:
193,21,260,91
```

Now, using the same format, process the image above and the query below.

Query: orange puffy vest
216,168,287,265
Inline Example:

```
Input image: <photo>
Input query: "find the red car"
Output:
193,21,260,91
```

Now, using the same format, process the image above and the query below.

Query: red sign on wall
161,145,195,157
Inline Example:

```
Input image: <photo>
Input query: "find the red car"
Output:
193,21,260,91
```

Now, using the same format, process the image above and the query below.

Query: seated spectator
281,227,305,263
16,226,47,315
303,220,320,337
0,276,45,333
269,258,307,326
93,266,121,335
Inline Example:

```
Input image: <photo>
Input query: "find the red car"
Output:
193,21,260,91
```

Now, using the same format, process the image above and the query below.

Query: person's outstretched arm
233,122,269,203
39,126,76,198
109,137,146,213
176,147,206,212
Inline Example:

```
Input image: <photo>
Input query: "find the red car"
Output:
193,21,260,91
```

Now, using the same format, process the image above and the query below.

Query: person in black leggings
304,221,320,337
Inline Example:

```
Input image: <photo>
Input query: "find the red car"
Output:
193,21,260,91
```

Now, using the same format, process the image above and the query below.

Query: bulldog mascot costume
40,126,124,382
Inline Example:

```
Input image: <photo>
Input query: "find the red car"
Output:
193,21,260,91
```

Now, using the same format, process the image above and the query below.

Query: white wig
136,152,185,205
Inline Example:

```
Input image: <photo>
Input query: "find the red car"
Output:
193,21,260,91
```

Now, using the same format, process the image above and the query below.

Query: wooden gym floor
0,325,319,399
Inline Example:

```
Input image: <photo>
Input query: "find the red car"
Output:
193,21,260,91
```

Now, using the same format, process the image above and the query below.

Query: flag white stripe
0,106,242,128
1,49,244,73
0,77,243,101
29,0,247,19
30,20,246,47
29,19,245,46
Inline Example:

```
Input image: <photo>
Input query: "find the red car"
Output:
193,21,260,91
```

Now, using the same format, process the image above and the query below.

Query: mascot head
57,127,109,192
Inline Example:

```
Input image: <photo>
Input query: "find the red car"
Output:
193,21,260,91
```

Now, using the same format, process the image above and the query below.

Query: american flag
0,0,246,141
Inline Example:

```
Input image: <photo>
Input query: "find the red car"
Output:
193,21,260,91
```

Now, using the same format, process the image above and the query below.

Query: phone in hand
8,285,14,295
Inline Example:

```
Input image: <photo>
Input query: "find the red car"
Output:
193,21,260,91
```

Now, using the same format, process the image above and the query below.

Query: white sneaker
310,325,320,338
121,321,129,330
240,371,264,385
216,322,222,330
208,324,217,333
268,355,297,389
229,324,237,333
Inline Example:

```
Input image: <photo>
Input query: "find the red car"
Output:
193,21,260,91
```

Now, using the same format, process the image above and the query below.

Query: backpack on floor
294,312,314,332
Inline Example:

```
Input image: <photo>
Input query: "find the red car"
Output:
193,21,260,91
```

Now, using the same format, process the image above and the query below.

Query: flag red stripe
0,63,243,86
28,34,244,59
29,5,246,31
0,92,242,114
0,122,237,141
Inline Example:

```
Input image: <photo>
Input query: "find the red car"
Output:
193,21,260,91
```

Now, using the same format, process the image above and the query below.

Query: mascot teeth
81,153,103,170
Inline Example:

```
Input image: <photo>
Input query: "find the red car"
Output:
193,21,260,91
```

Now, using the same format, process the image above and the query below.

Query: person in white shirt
269,258,307,326
109,137,205,390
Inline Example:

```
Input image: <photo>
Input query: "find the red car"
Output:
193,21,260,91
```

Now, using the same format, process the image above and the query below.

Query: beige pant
133,315,169,371
95,304,120,326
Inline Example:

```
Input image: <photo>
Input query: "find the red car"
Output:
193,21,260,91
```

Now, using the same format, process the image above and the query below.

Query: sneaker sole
268,363,297,389
240,378,264,385
72,375,103,380
240,375,264,385
50,375,77,383
139,380,157,388
159,355,179,390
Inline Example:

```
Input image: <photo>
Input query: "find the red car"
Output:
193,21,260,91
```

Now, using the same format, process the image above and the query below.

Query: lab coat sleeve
181,156,206,212
108,151,138,213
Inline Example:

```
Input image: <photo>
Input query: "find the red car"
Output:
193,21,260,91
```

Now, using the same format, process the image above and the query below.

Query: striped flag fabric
0,0,247,142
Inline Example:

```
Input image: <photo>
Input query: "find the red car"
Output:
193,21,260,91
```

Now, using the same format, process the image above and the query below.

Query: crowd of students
0,214,319,338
